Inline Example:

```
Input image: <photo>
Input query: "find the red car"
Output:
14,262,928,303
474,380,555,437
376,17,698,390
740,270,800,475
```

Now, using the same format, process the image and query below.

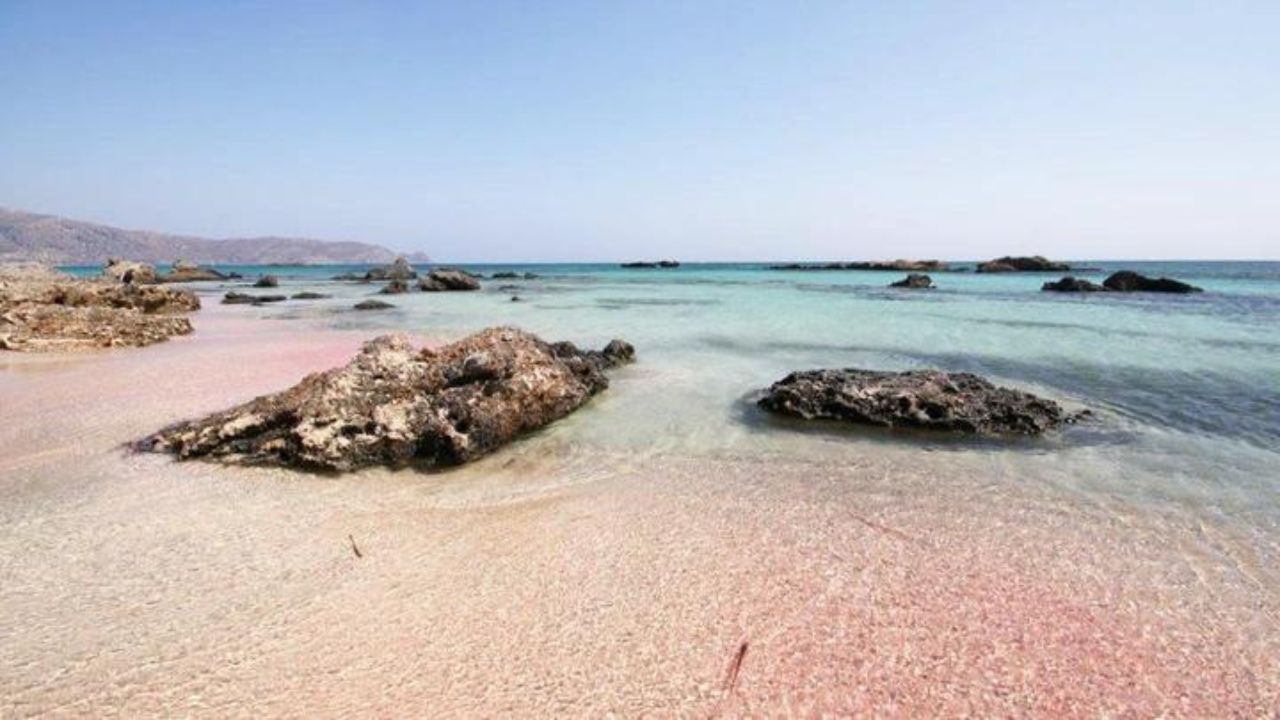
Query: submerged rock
291,292,331,300
976,256,1071,273
353,299,395,311
254,275,279,288
889,273,934,289
1042,276,1107,292
622,260,680,268
418,269,480,291
222,292,286,305
137,327,636,471
380,279,410,294
758,368,1078,436
103,259,158,284
0,263,198,351
771,259,949,272
1102,271,1202,294
365,256,417,281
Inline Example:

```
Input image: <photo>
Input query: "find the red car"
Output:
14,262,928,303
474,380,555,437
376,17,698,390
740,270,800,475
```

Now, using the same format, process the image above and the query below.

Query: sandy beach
2,303,1277,717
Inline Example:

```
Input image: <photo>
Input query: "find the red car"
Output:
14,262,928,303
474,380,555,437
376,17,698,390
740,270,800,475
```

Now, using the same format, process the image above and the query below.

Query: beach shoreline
2,303,1277,716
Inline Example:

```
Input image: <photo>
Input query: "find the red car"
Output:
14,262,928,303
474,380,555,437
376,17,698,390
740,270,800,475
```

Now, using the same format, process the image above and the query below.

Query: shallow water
3,261,1277,715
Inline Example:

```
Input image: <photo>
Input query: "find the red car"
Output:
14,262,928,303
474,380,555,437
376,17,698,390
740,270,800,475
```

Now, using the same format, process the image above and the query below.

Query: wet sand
2,306,1277,717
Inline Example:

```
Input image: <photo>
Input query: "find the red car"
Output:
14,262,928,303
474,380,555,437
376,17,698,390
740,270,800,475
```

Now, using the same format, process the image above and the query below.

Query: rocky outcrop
889,273,934,289
758,368,1080,436
159,261,230,283
0,263,199,351
418,269,481,291
353,299,395,311
380,279,410,294
976,256,1071,273
622,260,680,268
254,275,279,288
771,260,949,272
1102,271,1202,294
1042,276,1106,292
137,327,636,471
103,259,158,284
365,256,417,281
223,292,286,305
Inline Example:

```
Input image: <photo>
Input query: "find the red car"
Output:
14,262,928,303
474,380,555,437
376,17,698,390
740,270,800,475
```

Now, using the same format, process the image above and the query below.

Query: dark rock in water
291,292,331,300
497,284,520,292
771,259,948,272
380,279,409,294
353,299,395,311
510,295,522,302
622,260,680,268
223,292,286,305
492,271,520,279
136,327,636,471
1042,276,1106,292
889,273,934,289
976,256,1071,273
418,269,481,291
254,275,279,288
332,272,365,281
365,256,418,281
758,368,1078,436
1102,270,1202,294
158,260,228,283
523,272,539,279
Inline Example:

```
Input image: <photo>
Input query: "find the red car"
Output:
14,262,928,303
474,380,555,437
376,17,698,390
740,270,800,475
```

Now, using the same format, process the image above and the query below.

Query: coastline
2,302,1277,716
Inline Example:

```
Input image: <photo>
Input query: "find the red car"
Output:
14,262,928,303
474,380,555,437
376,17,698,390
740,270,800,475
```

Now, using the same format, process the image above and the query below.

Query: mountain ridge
0,207,430,265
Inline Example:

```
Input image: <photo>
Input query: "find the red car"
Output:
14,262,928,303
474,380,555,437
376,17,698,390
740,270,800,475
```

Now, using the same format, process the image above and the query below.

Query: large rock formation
137,327,636,471
976,256,1071,273
1102,271,1202,294
365,256,418,281
0,263,199,351
889,273,934,289
771,260,949,272
1041,276,1106,292
758,368,1079,436
103,259,158,284
418,269,480,291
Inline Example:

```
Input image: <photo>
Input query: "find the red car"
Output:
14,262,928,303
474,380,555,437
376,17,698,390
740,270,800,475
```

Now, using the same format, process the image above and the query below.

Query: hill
0,208,429,265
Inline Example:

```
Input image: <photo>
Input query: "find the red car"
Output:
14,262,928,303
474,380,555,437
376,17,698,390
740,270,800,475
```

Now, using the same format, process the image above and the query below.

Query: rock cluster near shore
1,263,200,351
890,273,934,289
759,368,1079,436
1042,271,1202,294
138,327,635,471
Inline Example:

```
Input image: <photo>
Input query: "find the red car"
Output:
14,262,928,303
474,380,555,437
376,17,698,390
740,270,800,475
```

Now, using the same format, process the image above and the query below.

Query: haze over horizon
2,1,1277,262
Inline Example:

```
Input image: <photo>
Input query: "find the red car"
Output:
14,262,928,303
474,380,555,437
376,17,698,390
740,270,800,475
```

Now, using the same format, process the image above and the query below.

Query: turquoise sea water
63,260,1280,524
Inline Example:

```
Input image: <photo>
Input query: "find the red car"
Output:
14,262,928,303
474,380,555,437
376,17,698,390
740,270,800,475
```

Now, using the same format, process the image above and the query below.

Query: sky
1,1,1277,261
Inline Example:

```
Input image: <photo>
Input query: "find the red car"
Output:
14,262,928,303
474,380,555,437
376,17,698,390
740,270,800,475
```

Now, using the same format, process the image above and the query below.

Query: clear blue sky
2,1,1277,261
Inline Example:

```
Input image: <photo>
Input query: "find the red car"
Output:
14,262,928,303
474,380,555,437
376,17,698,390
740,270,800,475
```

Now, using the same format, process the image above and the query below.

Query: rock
1042,276,1106,292
159,262,229,282
492,271,520,279
770,259,949,272
758,368,1079,436
380,279,409,294
291,292,331,300
976,256,1071,273
353,299,395,311
523,272,539,279
510,295,522,302
418,269,481,291
622,260,680,268
254,275,279,288
364,256,417,281
103,259,158,284
0,263,198,351
332,272,365,281
1102,271,1202,294
136,327,636,471
222,292,286,305
889,273,934,289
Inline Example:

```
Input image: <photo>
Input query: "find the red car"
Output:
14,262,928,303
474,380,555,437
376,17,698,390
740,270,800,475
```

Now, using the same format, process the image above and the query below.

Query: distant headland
0,207,430,265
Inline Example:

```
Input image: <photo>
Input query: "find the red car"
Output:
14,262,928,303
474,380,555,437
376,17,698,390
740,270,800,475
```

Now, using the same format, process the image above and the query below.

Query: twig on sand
348,534,363,558
723,640,749,693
